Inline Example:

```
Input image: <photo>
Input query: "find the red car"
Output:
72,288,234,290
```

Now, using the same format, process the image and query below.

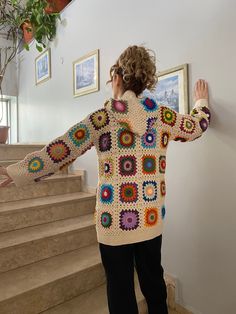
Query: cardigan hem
96,224,164,246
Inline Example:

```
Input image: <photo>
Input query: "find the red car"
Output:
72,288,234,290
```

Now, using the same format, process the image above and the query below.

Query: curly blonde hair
108,45,158,96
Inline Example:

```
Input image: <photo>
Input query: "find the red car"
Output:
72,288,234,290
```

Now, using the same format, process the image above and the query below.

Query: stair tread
41,269,145,314
0,242,100,302
0,159,20,163
0,191,96,213
0,213,95,250
0,173,81,186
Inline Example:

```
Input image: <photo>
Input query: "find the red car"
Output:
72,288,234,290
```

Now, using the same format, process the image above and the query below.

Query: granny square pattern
100,184,114,204
99,132,112,152
119,209,140,230
117,128,135,149
119,182,138,203
142,180,158,202
142,155,156,174
144,207,159,227
90,109,110,130
118,155,137,177
7,91,210,246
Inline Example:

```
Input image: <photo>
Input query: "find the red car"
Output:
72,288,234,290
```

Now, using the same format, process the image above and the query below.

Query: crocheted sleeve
159,99,211,142
6,113,94,187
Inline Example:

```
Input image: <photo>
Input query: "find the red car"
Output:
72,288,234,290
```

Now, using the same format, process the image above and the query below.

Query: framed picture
73,49,99,97
35,49,51,85
143,64,189,114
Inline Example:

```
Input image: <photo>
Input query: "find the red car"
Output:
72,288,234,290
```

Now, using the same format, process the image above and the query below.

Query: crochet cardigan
6,90,211,246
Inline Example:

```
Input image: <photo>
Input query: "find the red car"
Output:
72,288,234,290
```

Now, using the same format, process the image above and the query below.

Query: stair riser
0,198,96,232
0,264,106,314
0,145,44,160
0,177,82,203
0,226,97,273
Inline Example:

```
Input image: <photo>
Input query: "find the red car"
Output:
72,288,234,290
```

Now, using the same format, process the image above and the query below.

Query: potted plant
0,0,61,143
0,0,29,143
46,0,71,13
25,0,61,52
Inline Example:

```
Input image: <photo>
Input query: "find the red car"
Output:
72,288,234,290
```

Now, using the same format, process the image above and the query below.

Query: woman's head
108,45,158,98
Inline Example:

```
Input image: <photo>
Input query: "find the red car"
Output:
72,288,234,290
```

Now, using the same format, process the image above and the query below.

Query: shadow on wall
210,101,236,149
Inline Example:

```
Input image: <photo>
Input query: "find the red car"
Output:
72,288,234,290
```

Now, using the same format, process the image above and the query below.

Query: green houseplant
0,0,28,143
0,0,61,143
0,0,27,94
25,0,61,52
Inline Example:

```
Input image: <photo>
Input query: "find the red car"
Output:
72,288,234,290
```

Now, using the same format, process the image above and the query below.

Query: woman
0,45,210,314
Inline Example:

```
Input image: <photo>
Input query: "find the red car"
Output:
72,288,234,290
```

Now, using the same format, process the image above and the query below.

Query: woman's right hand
0,166,13,187
194,79,209,102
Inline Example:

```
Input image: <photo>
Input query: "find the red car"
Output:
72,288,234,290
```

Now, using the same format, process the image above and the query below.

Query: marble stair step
0,159,20,167
0,143,45,160
0,191,96,232
0,213,97,273
0,242,105,314
41,270,148,314
0,174,82,203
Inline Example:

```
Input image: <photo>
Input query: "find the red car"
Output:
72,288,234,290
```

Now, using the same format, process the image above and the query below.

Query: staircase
0,144,183,314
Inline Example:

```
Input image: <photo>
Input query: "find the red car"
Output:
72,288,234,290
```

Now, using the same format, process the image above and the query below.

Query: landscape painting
73,49,99,97
143,64,189,114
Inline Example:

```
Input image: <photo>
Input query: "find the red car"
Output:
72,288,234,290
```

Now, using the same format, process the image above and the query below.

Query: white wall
17,1,236,313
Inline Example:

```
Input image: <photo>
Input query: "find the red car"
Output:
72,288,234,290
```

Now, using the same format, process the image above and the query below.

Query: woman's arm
160,79,211,143
0,112,94,188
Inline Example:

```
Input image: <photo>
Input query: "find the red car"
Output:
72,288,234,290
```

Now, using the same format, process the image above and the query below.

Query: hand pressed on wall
194,79,209,101
0,166,13,187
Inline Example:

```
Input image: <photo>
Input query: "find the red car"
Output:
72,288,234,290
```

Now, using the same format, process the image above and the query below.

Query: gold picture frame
143,63,189,114
73,49,100,97
35,48,51,85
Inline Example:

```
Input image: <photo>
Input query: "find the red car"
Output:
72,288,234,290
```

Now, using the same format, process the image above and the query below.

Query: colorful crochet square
160,181,166,197
199,118,208,132
119,182,138,203
117,128,135,149
144,208,158,226
101,212,113,228
46,140,71,163
180,117,196,134
142,181,158,202
100,184,114,204
160,107,177,126
141,129,157,148
68,123,90,147
160,131,170,149
119,209,140,230
142,155,156,174
99,132,112,152
34,172,54,182
100,157,114,177
147,117,157,130
119,155,137,176
59,158,76,170
28,157,44,173
174,136,187,142
201,106,211,123
161,205,166,219
89,109,110,130
111,99,128,114
141,98,158,112
159,156,166,174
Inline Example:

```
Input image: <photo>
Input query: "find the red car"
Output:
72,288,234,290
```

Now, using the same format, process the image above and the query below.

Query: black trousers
99,234,168,314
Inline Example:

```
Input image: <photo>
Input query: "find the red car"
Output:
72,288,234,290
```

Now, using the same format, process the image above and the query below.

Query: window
0,96,18,144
